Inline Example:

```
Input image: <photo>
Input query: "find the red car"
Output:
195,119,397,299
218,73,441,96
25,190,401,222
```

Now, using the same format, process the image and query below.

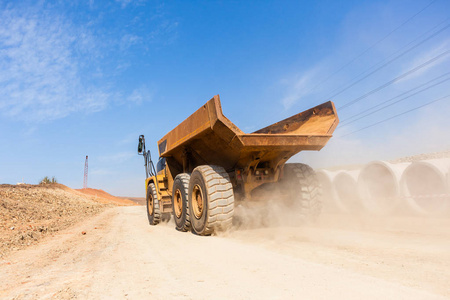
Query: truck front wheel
147,183,161,225
172,173,191,232
189,165,234,236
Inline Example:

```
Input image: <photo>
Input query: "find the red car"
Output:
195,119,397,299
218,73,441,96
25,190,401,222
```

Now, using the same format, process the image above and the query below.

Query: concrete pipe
316,170,345,213
333,170,363,213
357,161,410,214
400,158,450,215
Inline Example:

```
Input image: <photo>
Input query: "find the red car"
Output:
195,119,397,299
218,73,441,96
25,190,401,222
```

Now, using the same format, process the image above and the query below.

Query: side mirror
138,135,144,154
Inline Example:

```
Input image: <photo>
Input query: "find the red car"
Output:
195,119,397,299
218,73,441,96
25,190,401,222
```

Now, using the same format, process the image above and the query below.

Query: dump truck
138,95,339,235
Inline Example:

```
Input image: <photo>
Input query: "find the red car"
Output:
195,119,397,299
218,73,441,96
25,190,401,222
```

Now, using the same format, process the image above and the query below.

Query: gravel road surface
1,206,449,299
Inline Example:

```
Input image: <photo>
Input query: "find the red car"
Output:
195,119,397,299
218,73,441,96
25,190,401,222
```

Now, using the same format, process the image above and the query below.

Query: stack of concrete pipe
316,158,450,215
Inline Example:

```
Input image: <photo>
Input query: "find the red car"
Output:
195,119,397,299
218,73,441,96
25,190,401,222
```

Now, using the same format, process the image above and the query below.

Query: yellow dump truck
138,95,339,235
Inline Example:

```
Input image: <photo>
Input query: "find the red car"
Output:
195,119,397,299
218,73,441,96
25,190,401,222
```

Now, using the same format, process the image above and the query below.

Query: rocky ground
0,184,134,258
1,207,449,299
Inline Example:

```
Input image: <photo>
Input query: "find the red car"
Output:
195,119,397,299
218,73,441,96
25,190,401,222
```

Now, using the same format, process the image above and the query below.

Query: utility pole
83,155,88,189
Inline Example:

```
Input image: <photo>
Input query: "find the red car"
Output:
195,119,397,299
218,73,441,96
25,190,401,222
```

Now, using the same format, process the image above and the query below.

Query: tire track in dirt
0,207,448,299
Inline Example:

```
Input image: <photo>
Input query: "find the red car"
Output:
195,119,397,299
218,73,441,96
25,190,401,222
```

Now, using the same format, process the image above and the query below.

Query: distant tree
40,176,57,184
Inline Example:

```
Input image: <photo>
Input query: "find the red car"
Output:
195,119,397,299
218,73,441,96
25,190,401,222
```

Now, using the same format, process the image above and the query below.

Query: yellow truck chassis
138,95,338,235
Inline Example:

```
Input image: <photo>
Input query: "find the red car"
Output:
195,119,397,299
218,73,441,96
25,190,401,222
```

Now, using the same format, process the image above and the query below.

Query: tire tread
191,165,235,235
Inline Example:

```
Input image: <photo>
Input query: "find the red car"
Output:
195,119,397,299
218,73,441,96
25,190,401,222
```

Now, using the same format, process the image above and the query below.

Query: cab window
156,157,166,173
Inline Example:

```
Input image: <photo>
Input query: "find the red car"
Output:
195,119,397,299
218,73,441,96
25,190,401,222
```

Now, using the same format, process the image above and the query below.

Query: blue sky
0,0,449,196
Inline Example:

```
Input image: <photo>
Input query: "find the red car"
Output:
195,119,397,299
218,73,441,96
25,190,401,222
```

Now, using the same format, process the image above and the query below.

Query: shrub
40,176,57,184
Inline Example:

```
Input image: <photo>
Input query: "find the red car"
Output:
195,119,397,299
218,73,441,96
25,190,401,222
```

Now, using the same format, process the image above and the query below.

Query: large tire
172,173,191,232
189,165,234,236
146,183,161,225
280,163,322,221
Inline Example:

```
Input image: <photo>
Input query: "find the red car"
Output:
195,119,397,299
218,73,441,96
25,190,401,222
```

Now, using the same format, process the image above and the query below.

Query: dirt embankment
121,197,145,206
75,188,137,206
0,184,134,258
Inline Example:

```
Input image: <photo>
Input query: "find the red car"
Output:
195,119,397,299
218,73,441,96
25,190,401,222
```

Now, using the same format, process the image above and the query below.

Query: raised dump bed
139,94,339,235
158,95,338,179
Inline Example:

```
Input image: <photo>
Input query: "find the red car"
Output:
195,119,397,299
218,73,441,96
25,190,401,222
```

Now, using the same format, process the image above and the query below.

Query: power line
339,76,450,127
324,17,449,98
307,0,437,94
257,5,447,131
339,94,450,137
338,49,450,110
323,17,449,98
256,0,442,131
341,71,450,124
325,20,450,101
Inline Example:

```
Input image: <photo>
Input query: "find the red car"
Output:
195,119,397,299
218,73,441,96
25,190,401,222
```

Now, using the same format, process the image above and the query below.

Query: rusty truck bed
158,95,339,173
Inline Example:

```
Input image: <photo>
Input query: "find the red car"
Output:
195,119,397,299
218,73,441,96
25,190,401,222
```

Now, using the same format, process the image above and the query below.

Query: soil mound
0,184,108,258
122,197,145,206
75,188,137,206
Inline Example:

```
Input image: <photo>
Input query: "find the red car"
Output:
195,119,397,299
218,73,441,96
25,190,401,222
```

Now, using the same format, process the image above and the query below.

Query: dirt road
1,206,449,299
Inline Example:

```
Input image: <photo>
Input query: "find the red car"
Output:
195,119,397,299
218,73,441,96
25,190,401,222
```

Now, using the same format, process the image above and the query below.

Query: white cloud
126,86,153,104
115,62,131,72
0,2,177,123
116,0,132,8
0,4,109,122
120,34,142,51
115,0,147,9
148,20,179,45
280,67,321,109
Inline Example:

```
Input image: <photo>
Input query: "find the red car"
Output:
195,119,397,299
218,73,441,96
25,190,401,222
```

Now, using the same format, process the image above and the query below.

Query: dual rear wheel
172,173,191,232
280,163,322,221
153,163,319,232
172,165,235,236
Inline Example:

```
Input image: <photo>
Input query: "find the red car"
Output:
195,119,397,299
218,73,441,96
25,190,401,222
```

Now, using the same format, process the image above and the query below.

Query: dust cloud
232,200,306,230
229,193,450,237
225,156,450,262
223,176,450,299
